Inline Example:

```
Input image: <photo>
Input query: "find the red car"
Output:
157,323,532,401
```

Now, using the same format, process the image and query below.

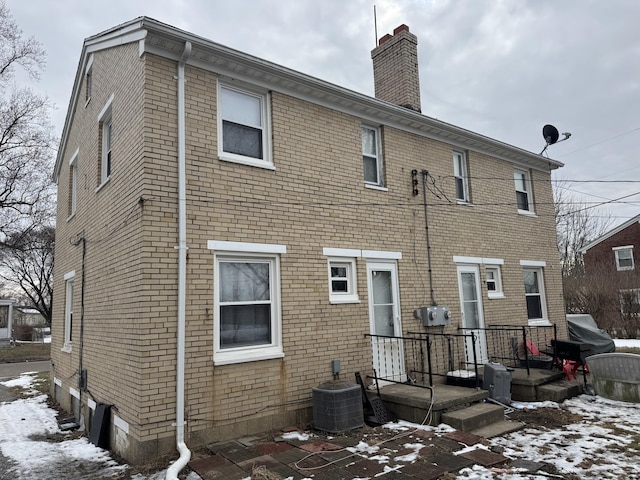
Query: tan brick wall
53,46,565,463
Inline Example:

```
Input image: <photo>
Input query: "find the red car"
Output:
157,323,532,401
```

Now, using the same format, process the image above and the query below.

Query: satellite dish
543,124,560,145
540,124,571,155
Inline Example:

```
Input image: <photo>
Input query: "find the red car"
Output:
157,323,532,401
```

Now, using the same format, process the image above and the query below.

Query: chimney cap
393,24,410,35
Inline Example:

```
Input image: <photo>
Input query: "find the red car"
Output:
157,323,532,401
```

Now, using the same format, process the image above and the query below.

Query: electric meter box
414,306,451,327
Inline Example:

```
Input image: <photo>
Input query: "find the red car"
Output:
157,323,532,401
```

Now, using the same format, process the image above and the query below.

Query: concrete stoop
536,379,584,402
441,403,504,431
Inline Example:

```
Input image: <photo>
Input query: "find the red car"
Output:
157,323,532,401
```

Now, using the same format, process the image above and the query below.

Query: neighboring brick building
51,18,565,463
581,213,640,316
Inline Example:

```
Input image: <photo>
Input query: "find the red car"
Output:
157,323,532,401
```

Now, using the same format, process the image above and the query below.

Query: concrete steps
441,403,504,431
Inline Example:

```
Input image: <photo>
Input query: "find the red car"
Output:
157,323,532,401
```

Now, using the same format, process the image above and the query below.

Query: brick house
51,18,565,463
581,213,640,316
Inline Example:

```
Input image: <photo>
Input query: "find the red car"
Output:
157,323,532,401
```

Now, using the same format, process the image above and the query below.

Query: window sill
487,292,505,300
528,319,551,327
364,183,388,192
218,153,275,171
329,296,361,305
456,200,473,206
95,177,111,193
517,209,537,217
616,267,635,272
67,213,76,222
214,349,284,366
61,344,72,353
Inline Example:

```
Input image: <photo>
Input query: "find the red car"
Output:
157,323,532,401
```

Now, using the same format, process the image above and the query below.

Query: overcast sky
7,0,640,227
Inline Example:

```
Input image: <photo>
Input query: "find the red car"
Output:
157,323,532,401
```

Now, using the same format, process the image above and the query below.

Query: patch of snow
614,338,640,348
280,431,311,441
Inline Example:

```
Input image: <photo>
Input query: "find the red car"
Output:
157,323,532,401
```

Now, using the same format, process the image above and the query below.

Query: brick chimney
371,24,421,112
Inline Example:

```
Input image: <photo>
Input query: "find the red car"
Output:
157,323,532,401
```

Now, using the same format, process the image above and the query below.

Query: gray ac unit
312,381,363,433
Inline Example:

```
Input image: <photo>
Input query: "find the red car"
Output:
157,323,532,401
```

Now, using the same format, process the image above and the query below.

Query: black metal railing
366,324,557,389
459,324,557,375
365,331,480,388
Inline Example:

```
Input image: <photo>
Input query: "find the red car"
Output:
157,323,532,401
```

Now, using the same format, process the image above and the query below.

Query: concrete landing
379,383,488,425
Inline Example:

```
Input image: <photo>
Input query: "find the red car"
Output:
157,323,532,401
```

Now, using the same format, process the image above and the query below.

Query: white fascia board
323,248,361,257
520,260,547,267
207,240,286,254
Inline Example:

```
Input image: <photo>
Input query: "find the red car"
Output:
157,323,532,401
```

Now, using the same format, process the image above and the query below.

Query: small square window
328,258,359,304
614,246,634,271
362,126,383,187
486,266,503,299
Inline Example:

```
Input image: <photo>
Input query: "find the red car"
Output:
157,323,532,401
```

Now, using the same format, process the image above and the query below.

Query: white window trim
327,257,360,304
453,256,505,299
613,245,634,271
362,125,384,187
210,241,285,365
514,168,534,215
114,415,129,434
523,266,548,325
453,150,470,204
454,256,504,266
520,260,546,267
362,250,402,260
97,94,114,190
486,266,504,299
63,271,75,353
217,82,273,170
85,55,93,106
68,148,79,221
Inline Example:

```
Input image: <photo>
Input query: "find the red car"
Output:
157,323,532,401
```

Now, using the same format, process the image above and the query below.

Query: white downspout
166,40,192,480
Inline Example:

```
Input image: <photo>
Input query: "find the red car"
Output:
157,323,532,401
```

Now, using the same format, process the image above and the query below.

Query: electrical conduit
165,40,192,480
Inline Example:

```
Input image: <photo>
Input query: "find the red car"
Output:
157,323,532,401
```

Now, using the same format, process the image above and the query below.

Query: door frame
366,260,404,383
456,264,488,365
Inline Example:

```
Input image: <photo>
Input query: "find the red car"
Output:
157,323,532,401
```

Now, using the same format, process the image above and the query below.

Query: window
85,55,93,104
63,271,75,352
362,126,383,187
209,241,285,365
523,267,547,322
97,94,113,188
620,289,640,315
327,258,359,304
453,151,469,202
514,169,533,213
614,246,634,271
486,266,503,299
218,83,272,169
68,149,78,219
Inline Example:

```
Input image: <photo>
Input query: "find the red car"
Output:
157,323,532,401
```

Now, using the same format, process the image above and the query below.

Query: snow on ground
614,338,640,349
3,349,640,480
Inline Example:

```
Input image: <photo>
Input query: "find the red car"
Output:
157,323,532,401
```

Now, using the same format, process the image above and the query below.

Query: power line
555,127,640,158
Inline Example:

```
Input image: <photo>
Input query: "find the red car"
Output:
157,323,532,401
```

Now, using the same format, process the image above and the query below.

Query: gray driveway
0,360,50,380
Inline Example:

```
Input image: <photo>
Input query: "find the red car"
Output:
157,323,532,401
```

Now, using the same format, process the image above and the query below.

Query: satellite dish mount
540,124,571,155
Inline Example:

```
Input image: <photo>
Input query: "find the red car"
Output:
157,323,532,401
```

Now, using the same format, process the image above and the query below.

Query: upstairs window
614,246,634,271
218,84,272,169
453,151,469,202
85,55,93,104
97,94,114,188
362,126,383,187
68,150,78,219
514,169,533,213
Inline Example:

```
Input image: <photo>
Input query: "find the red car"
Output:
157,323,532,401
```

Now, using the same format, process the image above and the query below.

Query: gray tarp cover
566,314,616,355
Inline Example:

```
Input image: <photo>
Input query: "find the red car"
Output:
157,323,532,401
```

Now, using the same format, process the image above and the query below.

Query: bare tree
0,1,55,242
554,180,613,279
0,225,54,324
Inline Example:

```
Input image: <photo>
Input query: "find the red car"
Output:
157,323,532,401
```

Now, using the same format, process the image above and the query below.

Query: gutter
165,40,192,480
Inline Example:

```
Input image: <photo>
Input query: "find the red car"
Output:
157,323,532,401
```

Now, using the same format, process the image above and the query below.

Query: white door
367,261,405,383
457,265,488,366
